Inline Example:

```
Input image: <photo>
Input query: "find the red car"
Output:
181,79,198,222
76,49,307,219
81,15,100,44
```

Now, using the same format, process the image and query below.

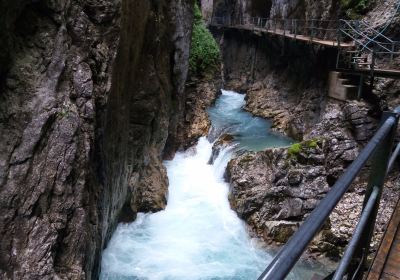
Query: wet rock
131,153,169,214
263,221,300,243
344,102,378,143
180,75,222,151
227,141,329,245
287,170,303,186
209,133,235,164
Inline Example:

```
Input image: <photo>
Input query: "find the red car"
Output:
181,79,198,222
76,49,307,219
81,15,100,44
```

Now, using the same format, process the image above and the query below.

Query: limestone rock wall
208,0,339,22
0,0,193,279
269,0,340,19
200,0,214,22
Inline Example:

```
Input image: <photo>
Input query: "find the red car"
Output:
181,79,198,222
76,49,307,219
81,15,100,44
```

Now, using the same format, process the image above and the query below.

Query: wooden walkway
224,24,355,49
213,22,400,78
367,196,400,279
338,68,400,79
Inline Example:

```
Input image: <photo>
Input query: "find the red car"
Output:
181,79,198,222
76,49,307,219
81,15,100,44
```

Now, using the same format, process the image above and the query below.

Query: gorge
0,0,399,279
100,90,330,279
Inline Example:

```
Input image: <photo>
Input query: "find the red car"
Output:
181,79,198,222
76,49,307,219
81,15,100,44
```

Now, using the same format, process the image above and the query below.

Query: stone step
354,62,371,65
338,78,352,85
328,71,358,101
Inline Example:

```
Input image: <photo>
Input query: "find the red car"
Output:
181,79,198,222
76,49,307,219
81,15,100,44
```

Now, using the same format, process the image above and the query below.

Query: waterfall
101,137,272,280
100,90,328,280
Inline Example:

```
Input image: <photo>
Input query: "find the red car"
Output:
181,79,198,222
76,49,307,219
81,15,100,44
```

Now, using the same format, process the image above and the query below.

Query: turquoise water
100,90,331,280
208,90,293,151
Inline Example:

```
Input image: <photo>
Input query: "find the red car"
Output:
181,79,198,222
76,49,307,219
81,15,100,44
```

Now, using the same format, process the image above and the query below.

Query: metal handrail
340,20,393,53
340,29,373,51
210,16,399,67
357,20,395,44
258,109,399,280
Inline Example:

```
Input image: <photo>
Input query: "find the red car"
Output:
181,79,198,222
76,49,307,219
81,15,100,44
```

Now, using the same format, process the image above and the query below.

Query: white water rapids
100,90,330,280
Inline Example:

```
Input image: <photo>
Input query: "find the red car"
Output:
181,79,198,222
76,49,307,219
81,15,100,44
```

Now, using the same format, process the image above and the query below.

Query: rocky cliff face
0,1,193,279
207,0,339,22
268,0,339,19
181,75,221,149
200,0,215,22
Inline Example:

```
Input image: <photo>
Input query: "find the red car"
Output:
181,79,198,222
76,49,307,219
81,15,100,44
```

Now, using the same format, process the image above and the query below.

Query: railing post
335,22,342,68
336,49,341,69
291,19,294,35
311,19,315,41
283,19,286,36
357,75,364,100
348,111,399,279
306,19,309,36
294,19,297,39
371,50,376,75
390,42,395,63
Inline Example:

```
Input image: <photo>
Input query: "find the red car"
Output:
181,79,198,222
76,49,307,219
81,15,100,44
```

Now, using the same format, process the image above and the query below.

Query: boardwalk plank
367,197,400,280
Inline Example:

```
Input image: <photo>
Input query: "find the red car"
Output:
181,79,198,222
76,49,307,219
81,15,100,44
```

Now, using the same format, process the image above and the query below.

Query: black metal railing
257,106,400,280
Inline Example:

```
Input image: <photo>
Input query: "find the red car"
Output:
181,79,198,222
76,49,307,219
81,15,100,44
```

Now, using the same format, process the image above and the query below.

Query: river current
100,90,330,280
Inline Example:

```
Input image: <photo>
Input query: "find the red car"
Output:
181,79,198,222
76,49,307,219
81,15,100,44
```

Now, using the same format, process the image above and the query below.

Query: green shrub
189,3,220,75
288,143,302,157
305,139,318,149
287,139,319,157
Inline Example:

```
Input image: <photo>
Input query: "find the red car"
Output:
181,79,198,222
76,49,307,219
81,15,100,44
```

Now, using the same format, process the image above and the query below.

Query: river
100,90,331,280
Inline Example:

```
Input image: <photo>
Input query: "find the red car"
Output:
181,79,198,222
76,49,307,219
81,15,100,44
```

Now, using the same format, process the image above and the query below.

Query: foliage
341,0,371,19
287,139,320,157
288,143,302,157
304,139,318,149
189,3,220,75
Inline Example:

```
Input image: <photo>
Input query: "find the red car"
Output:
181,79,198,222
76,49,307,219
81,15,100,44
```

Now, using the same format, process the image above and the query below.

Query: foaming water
101,138,270,280
101,90,330,279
